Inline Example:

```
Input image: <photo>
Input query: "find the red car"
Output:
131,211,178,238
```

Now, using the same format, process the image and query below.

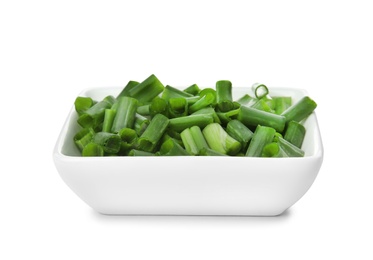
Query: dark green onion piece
274,135,305,157
161,85,193,100
185,96,201,105
284,120,306,148
74,128,95,151
202,123,241,155
111,96,138,133
117,80,140,98
128,74,165,104
149,97,168,117
118,128,138,155
262,142,288,157
188,92,215,114
77,95,115,128
216,80,234,112
273,96,292,114
281,96,317,124
74,96,94,115
226,119,254,151
138,114,169,152
169,114,214,132
183,84,200,95
134,114,150,136
82,142,104,157
168,97,188,118
92,132,121,154
252,83,269,99
198,147,227,156
237,106,286,133
102,109,116,132
245,125,276,157
159,138,190,156
128,149,155,156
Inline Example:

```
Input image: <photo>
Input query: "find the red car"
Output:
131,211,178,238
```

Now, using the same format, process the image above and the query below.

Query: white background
1,0,372,259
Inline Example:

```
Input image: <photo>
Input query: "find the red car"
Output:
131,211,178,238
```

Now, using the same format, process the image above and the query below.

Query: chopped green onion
198,147,227,156
82,142,104,156
159,138,190,156
102,109,116,132
138,114,169,152
252,83,269,99
149,97,168,117
117,80,140,98
180,126,209,155
274,135,305,157
169,114,214,132
245,125,276,157
202,123,241,155
134,113,150,136
128,149,155,156
168,97,188,118
281,96,317,124
226,119,253,151
92,132,121,154
235,94,256,106
183,84,200,95
273,96,292,114
216,80,234,112
128,74,165,104
237,106,286,133
161,85,193,100
262,142,288,157
74,96,94,115
74,128,95,151
284,120,306,148
188,92,215,114
77,95,115,128
111,96,138,133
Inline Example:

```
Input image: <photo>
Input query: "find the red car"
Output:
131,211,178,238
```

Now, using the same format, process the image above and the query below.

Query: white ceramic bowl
53,87,323,216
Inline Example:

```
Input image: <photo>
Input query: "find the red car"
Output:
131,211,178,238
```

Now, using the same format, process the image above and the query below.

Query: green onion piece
169,114,214,132
149,97,168,117
159,138,190,156
138,114,169,152
237,106,286,133
137,104,150,116
198,88,216,105
198,147,227,156
128,74,165,104
281,96,317,124
185,96,200,105
191,107,221,123
168,97,188,118
161,85,193,100
77,95,115,128
216,80,234,112
262,142,288,157
119,128,137,144
251,99,274,113
92,132,121,154
188,92,215,114
273,96,292,115
111,96,138,133
128,149,155,156
202,123,241,155
134,114,150,136
284,120,306,148
180,126,209,155
252,83,269,99
116,80,140,98
82,142,104,157
236,94,256,106
74,128,95,151
74,96,94,115
226,119,254,151
183,84,200,95
102,109,116,132
245,125,276,157
274,135,305,157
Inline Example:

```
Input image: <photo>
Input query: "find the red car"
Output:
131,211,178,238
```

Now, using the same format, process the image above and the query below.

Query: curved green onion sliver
252,83,269,99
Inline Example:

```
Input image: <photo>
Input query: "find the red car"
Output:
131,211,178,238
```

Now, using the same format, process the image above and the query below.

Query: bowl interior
56,87,322,158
